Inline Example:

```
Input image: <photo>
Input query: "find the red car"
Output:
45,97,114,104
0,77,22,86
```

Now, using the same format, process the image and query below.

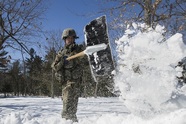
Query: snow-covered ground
1,23,186,124
0,96,186,124
0,97,129,124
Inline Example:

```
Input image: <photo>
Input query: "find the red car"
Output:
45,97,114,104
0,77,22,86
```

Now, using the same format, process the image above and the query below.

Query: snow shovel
66,43,107,61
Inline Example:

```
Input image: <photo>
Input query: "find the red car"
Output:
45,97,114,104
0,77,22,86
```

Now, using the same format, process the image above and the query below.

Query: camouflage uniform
52,42,85,122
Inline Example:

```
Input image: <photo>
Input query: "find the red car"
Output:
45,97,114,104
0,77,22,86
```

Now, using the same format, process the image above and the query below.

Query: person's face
65,36,75,45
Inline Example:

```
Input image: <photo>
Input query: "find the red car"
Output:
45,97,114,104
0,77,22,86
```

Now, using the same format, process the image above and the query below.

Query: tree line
0,45,116,97
0,46,115,97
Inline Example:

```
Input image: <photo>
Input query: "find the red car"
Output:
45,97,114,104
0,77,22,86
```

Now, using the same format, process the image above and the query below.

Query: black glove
63,56,69,65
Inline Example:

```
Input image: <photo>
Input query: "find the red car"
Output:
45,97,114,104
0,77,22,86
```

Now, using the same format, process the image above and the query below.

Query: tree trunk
144,0,152,26
94,81,98,98
51,47,55,98
51,69,54,98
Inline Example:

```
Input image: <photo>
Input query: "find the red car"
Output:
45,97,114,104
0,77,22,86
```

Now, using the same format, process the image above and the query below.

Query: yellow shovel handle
66,51,85,61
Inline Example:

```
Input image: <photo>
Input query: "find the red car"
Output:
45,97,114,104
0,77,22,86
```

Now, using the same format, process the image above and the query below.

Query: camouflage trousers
61,80,80,122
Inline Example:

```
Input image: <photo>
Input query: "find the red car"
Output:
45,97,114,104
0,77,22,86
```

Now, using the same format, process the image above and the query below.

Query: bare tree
0,0,48,54
97,0,186,40
45,30,64,52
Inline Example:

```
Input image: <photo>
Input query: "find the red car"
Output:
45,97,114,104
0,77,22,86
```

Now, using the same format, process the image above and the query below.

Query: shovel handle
66,51,85,61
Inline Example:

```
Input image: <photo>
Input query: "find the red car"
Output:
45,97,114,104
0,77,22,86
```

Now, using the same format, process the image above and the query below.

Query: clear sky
10,0,107,60
43,0,104,43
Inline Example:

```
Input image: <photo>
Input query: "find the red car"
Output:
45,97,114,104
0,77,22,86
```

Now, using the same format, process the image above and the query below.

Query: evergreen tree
9,60,24,96
25,48,43,95
0,46,10,97
0,72,12,97
0,46,8,71
43,48,61,97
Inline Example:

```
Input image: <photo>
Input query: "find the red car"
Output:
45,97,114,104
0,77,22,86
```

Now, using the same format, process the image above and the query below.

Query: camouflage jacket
51,43,87,83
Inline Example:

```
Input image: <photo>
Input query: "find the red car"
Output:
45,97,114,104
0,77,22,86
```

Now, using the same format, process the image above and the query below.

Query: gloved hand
63,56,69,64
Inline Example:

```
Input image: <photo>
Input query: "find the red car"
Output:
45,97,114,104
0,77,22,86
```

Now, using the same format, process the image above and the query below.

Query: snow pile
114,23,186,118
